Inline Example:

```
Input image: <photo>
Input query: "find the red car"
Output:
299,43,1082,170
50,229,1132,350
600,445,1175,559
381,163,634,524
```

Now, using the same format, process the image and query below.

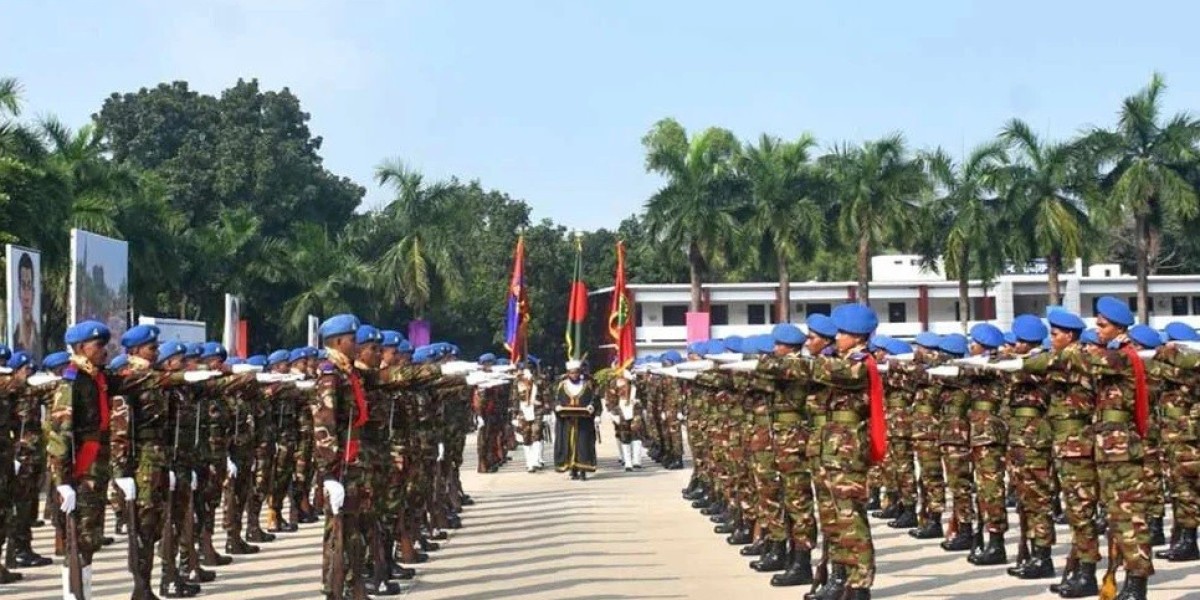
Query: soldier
0,345,27,584
195,344,236,569
515,367,549,473
473,353,502,473
265,350,303,536
959,323,1010,566
660,352,686,470
241,349,287,548
1152,322,1200,562
935,333,975,553
907,332,947,540
290,347,321,526
6,351,55,570
874,336,918,530
224,355,265,557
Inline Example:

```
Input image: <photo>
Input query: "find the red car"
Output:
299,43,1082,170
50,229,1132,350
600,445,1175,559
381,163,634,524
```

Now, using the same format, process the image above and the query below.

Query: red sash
1119,345,1150,438
864,355,887,465
74,440,100,478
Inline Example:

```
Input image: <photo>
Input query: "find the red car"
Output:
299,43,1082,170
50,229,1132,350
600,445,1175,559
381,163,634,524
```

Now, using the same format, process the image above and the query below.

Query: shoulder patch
849,352,870,361
63,365,78,381
318,360,337,374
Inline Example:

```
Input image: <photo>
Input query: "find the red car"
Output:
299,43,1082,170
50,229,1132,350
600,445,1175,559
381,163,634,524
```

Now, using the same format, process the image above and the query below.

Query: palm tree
1079,73,1200,322
372,160,464,318
924,143,1010,331
821,134,928,304
254,222,371,335
738,133,824,322
40,117,133,235
999,119,1094,305
641,118,741,312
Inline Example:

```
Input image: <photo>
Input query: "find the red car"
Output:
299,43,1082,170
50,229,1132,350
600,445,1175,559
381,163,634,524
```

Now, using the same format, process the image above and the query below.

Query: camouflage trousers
133,445,169,583
941,444,974,525
880,437,916,507
971,444,1007,533
382,442,406,534
224,448,254,536
775,425,816,550
196,459,223,541
817,464,875,589
160,469,193,583
1142,443,1165,519
1165,440,1200,527
248,443,275,529
812,456,835,539
0,451,11,560
293,434,315,506
322,468,368,596
913,439,945,516
664,416,684,462
751,451,782,531
1056,456,1100,563
71,476,109,566
270,440,298,513
1098,460,1154,577
7,455,42,551
1008,445,1055,547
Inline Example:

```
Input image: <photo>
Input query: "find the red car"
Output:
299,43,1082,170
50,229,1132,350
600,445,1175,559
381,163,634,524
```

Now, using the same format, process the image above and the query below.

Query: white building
590,255,1200,356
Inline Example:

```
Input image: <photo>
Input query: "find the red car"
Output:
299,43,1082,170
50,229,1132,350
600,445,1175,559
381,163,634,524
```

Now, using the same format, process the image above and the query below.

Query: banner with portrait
5,245,42,360
69,229,130,359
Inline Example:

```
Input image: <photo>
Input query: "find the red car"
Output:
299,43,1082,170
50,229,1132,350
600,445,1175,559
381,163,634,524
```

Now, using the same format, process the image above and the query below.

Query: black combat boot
972,532,1007,566
366,576,402,596
1009,544,1055,579
180,564,216,584
726,525,753,545
690,493,714,510
770,547,812,586
888,505,917,529
1093,506,1107,537
417,537,440,552
159,577,201,598
225,535,259,555
1155,525,1180,559
1164,526,1200,562
1048,558,1072,594
1052,496,1066,525
804,564,846,600
1113,575,1147,600
1148,516,1166,546
740,536,766,556
750,539,788,572
908,513,943,539
1056,561,1098,598
682,476,700,497
7,545,52,568
843,588,871,599
940,521,973,552
872,493,900,519
708,504,731,524
700,500,725,517
865,487,881,511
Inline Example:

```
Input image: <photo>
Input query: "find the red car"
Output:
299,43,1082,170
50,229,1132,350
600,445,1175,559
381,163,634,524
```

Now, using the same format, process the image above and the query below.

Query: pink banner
408,319,431,347
686,311,711,343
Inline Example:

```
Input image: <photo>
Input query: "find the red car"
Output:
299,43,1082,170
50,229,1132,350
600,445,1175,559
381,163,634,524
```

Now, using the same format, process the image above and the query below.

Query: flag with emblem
565,235,587,361
504,235,529,362
607,240,635,370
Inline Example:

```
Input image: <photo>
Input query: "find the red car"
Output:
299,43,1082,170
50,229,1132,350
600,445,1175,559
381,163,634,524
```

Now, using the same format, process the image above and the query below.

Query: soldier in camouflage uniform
1151,322,1200,562
905,333,947,540
660,355,686,470
934,333,975,553
0,347,30,584
958,324,1010,566
243,350,288,547
224,356,264,556
6,352,56,571
290,347,321,525
876,337,919,531
265,351,304,536
196,344,236,569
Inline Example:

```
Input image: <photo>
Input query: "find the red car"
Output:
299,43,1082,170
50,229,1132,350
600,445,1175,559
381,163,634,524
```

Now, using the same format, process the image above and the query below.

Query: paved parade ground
5,433,1200,599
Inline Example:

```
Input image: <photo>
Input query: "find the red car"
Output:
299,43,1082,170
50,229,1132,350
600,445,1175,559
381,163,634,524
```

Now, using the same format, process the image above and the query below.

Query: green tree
1000,119,1095,305
822,134,928,303
641,118,742,312
254,222,370,336
1080,73,1200,322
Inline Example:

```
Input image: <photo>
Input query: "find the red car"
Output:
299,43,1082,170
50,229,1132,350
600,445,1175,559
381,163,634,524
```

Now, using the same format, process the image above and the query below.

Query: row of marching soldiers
641,296,1197,600
2,313,512,600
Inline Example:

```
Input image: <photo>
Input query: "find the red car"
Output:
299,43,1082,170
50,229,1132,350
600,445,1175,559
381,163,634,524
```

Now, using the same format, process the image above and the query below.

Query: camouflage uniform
224,385,258,551
756,355,819,553
1006,352,1057,551
268,383,303,531
8,382,55,563
1150,347,1200,531
880,363,917,517
162,385,203,586
293,375,318,520
965,364,1009,536
939,376,975,536
246,382,280,542
909,357,946,529
0,378,24,580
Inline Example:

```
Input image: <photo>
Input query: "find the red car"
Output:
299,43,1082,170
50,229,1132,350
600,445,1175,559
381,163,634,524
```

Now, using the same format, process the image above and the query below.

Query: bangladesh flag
565,236,587,361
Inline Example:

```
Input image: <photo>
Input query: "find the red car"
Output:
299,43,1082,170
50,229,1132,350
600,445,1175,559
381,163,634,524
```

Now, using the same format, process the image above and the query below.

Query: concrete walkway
5,431,1200,599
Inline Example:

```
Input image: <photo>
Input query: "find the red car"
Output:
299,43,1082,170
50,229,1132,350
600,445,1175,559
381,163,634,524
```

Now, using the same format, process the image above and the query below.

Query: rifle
64,507,84,599
972,476,985,556
125,394,151,596
161,394,181,590
811,535,830,595
1015,502,1029,568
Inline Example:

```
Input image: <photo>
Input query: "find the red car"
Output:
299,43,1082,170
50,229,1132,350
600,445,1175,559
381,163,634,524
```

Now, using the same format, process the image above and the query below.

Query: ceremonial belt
1162,406,1189,418
728,408,746,418
772,411,802,424
886,401,909,409
913,405,936,414
812,415,828,428
754,415,772,426
1010,407,1043,418
1051,417,1088,432
1099,409,1131,424
971,401,996,412
942,407,968,418
830,410,862,424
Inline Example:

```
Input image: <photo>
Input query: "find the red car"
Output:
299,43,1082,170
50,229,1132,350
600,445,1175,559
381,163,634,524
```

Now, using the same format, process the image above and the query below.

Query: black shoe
888,506,917,529
972,532,1007,566
226,538,260,555
279,518,299,533
1113,575,1148,600
750,540,788,572
740,537,766,556
0,569,22,584
872,494,900,519
460,495,475,506
865,488,881,512
390,563,417,580
714,522,736,535
160,579,201,598
805,565,847,600
367,578,403,596
180,566,216,584
418,538,440,552
33,519,45,528
709,510,730,524
1048,559,1072,594
726,526,753,546
246,528,276,543
411,552,429,564
682,477,700,496
1055,561,1098,598
941,522,973,552
700,501,725,517
1164,527,1200,562
691,494,713,510
908,515,943,539
445,515,462,529
770,549,812,587
579,472,587,481
7,549,52,568
428,530,449,541
1148,517,1166,546
1009,545,1055,579
570,471,580,480
102,535,116,546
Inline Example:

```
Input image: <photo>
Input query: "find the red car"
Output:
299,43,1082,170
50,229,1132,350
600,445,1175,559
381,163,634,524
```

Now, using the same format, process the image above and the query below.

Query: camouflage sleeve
45,381,75,486
810,355,869,390
756,354,813,381
109,395,133,477
312,370,340,481
1018,350,1055,376
377,364,441,389
11,390,39,466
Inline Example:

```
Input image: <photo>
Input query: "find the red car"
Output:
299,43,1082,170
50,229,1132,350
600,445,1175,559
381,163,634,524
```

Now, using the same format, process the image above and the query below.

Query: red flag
504,235,529,362
1119,344,1150,438
565,237,587,361
607,241,636,370
864,355,888,464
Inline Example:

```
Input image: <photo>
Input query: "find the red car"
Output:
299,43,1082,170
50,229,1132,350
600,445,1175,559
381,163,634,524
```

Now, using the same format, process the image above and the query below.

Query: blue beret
771,324,804,346
201,342,227,360
7,351,31,371
225,357,245,366
885,338,913,355
744,334,770,355
914,332,941,349
397,340,414,353
661,350,683,364
479,352,497,364
833,304,879,336
157,341,186,364
1047,308,1085,331
1128,324,1162,349
1164,321,1200,342
724,335,746,354
806,314,837,339
319,314,361,341
268,349,291,366
247,354,268,367
1011,314,1049,343
938,333,969,357
120,325,160,349
1002,331,1017,345
184,343,203,358
42,351,70,371
289,348,308,363
970,323,1005,349
868,335,892,352
1080,329,1100,346
381,330,404,348
686,341,704,354
411,346,432,364
1095,295,1134,328
66,320,111,346
304,346,318,357
108,353,129,370
497,358,510,366
355,324,382,345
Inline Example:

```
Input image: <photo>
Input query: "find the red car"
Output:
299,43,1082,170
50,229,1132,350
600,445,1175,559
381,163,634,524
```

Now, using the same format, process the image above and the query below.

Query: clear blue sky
5,1,1200,230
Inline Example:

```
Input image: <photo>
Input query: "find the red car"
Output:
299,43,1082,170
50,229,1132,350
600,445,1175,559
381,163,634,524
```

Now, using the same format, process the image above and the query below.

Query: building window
954,301,961,322
888,302,907,323
634,303,643,327
747,304,768,325
1172,296,1189,316
710,304,729,326
1128,297,1137,314
662,305,687,327
805,302,832,317
1193,296,1200,316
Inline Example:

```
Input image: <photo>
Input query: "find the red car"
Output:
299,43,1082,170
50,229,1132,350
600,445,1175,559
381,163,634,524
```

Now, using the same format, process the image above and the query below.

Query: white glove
554,405,562,413
184,370,220,382
57,485,76,514
13,460,19,475
231,363,262,374
323,480,345,515
676,412,684,421
437,443,445,462
115,477,136,499
169,471,177,491
191,471,199,490
511,419,520,427
475,416,484,428
227,457,238,478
